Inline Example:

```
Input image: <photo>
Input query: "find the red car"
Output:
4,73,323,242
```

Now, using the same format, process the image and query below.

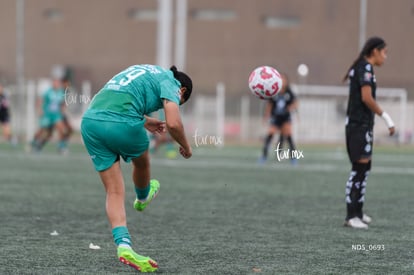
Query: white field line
0,151,413,175
151,158,414,175
194,149,414,163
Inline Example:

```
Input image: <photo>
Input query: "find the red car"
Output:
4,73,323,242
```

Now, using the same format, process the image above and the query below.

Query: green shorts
80,118,149,171
40,114,63,128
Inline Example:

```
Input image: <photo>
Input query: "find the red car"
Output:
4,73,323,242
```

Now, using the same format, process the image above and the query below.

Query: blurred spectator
0,84,12,142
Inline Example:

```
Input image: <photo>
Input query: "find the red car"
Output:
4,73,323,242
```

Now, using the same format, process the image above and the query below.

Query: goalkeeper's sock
345,162,370,220
278,135,285,149
263,134,273,159
287,135,296,152
112,226,132,248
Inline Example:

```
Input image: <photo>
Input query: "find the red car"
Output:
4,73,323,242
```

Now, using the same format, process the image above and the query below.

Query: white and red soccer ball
248,66,283,99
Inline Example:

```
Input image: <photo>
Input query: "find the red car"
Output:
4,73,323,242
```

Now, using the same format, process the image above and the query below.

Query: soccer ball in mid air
248,66,283,99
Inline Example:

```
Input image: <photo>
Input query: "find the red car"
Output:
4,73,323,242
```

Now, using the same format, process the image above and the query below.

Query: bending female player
343,37,395,229
81,64,193,272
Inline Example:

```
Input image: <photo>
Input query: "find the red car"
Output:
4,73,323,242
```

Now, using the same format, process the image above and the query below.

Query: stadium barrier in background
291,84,409,145
4,81,413,146
6,79,91,145
187,83,412,145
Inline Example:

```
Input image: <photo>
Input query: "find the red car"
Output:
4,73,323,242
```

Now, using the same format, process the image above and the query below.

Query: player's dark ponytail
170,65,193,103
342,36,386,82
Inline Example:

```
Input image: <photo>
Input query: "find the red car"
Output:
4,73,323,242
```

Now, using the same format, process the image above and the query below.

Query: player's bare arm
163,99,192,158
361,85,395,136
361,85,382,115
144,115,166,135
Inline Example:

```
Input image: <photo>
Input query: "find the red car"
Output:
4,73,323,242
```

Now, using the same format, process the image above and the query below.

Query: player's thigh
281,121,292,136
38,127,52,139
268,118,279,134
54,120,66,135
1,123,11,136
81,118,119,172
346,125,373,163
267,125,278,135
98,160,124,193
39,115,53,129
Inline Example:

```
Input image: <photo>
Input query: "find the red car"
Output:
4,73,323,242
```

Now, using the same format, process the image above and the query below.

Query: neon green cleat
134,179,160,211
117,246,158,272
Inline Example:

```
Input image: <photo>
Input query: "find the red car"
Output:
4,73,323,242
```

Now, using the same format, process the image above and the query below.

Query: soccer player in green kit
81,64,193,272
31,78,68,152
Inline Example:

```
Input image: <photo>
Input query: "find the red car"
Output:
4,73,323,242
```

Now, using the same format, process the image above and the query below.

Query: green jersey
42,87,65,116
83,64,181,122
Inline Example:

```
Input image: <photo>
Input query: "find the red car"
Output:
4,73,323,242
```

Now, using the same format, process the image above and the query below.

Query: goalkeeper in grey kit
342,37,395,229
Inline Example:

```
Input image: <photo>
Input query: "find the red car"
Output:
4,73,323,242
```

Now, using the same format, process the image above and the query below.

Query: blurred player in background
343,37,395,229
31,77,68,153
81,64,193,272
0,84,12,142
259,73,298,164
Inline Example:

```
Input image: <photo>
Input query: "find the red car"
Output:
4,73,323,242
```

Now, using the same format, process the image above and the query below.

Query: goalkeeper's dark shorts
270,114,291,128
0,109,10,123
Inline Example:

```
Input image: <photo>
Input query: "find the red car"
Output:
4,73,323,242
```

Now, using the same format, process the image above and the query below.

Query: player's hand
388,126,395,136
381,112,395,136
179,146,192,159
144,117,166,134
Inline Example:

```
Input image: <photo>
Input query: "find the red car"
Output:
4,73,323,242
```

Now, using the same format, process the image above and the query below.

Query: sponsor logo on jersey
364,72,372,82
